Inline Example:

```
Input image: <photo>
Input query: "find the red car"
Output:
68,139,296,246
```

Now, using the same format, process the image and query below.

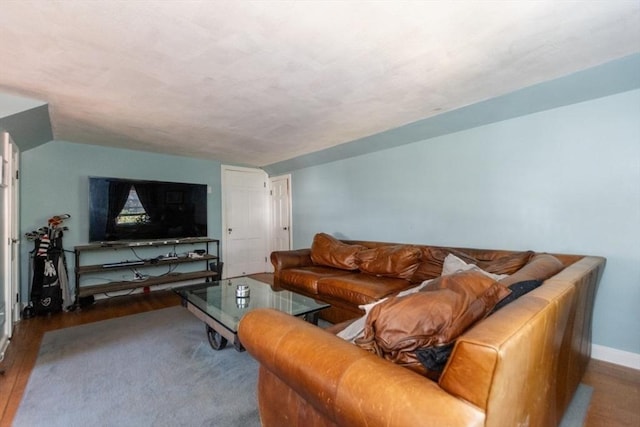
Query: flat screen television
89,177,208,243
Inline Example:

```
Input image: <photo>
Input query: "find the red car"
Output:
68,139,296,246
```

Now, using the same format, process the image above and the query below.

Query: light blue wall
20,141,222,298
291,89,640,354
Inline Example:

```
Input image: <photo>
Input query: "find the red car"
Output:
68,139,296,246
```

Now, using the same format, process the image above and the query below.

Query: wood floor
1,284,638,427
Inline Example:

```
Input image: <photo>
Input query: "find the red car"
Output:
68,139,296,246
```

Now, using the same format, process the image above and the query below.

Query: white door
222,166,269,278
269,175,292,263
0,132,19,362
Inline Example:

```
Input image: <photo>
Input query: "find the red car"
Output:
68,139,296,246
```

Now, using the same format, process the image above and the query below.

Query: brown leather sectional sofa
238,234,606,427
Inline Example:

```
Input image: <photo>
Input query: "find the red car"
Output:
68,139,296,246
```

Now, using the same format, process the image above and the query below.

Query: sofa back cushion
411,248,535,283
310,233,366,270
410,247,477,283
476,251,535,275
355,271,510,378
498,253,564,287
355,245,422,279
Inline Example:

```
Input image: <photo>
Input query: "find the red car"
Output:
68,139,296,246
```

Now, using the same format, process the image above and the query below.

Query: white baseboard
0,336,9,363
592,344,640,370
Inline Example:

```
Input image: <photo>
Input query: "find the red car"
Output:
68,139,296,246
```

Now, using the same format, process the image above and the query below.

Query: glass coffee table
175,277,330,351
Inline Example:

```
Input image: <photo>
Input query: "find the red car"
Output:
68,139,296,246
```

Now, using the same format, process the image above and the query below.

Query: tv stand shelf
74,238,219,306
77,254,219,274
77,271,217,298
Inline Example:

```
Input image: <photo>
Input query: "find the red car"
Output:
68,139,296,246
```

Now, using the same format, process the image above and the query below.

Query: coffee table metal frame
175,276,329,351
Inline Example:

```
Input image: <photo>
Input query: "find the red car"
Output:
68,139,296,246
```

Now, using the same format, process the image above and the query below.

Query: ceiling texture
0,1,639,168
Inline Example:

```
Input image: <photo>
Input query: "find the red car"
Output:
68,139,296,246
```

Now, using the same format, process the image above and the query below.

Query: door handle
283,227,288,231
228,228,232,234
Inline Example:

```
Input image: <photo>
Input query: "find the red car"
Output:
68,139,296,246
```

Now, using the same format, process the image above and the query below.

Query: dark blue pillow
490,279,544,314
415,342,455,377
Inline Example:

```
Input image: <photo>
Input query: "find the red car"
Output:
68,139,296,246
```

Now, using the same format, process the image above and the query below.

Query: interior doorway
221,166,269,278
1,132,20,362
268,174,292,272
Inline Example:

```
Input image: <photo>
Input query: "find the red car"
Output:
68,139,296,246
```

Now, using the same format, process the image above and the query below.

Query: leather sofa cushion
411,247,477,282
355,271,510,378
423,269,512,300
477,250,535,275
271,248,313,270
310,233,367,270
278,266,357,295
499,253,564,288
355,245,422,279
317,273,413,306
411,248,535,283
335,255,512,344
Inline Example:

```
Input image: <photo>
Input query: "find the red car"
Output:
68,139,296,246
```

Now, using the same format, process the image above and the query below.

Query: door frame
268,173,292,256
1,132,19,362
10,139,19,324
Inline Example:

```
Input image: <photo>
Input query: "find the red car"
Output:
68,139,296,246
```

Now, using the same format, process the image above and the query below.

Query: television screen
89,177,208,242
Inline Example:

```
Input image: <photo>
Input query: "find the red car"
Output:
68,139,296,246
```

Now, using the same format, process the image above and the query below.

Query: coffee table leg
206,325,228,350
233,339,244,352
303,311,320,325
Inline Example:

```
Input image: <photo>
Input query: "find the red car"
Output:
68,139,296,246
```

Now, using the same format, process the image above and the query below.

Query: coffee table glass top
175,276,329,334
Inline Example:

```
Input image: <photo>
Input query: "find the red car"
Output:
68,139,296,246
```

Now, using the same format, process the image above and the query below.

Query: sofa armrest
238,309,485,427
271,248,313,271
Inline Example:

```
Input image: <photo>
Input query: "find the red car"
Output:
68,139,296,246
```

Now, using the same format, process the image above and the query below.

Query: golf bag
26,215,72,316
30,237,62,314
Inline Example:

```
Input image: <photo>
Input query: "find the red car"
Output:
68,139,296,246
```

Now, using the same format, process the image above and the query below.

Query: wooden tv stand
73,238,219,307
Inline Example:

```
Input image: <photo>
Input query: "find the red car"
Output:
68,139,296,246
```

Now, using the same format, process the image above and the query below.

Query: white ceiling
0,1,639,167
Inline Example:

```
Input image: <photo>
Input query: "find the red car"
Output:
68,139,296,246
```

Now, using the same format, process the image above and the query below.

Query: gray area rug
560,383,594,427
13,307,260,427
14,306,593,427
